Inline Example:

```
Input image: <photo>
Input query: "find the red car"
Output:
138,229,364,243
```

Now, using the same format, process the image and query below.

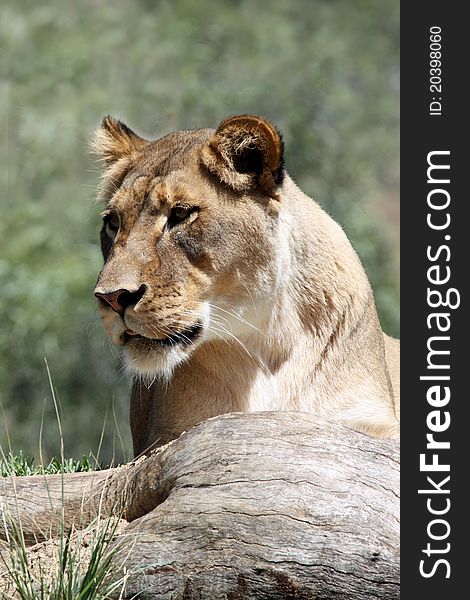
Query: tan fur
92,114,400,455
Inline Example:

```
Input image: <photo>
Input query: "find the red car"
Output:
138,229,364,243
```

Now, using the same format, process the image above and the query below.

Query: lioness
93,114,399,455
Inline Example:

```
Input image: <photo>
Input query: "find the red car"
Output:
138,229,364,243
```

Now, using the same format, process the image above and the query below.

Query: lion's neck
197,185,395,426
245,186,372,374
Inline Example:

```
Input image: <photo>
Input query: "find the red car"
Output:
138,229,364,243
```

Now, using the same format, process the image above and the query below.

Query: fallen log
1,412,399,599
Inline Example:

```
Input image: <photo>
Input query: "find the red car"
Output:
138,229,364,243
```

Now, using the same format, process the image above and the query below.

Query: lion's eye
168,205,195,227
104,213,120,240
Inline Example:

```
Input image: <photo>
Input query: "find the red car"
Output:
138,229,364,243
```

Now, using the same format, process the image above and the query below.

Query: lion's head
93,115,285,379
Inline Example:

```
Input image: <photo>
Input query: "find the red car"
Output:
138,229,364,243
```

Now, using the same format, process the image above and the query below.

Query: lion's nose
95,285,146,315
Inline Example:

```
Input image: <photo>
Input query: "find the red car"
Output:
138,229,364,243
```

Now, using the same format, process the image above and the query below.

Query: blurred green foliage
1,0,399,464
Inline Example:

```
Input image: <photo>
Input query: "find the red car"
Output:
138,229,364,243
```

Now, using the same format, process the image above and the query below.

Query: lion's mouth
122,321,203,348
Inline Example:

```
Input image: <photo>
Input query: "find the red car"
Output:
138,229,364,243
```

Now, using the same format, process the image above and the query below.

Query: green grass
0,451,97,477
1,453,136,598
0,358,137,598
0,450,96,477
1,513,136,599
0,454,135,597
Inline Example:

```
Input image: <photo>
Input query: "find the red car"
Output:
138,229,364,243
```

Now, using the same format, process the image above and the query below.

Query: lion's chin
122,344,192,382
118,315,207,381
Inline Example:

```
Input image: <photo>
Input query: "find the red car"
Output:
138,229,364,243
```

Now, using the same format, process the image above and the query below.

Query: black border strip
401,3,466,597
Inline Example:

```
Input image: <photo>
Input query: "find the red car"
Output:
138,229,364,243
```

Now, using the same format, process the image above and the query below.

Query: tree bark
1,412,399,599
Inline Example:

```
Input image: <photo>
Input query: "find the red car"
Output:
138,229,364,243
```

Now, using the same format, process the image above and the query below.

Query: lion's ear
91,116,149,166
200,115,285,195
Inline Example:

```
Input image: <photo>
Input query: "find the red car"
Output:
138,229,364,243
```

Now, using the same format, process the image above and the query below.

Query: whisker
206,322,255,361
241,281,258,311
204,326,232,349
206,302,267,337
